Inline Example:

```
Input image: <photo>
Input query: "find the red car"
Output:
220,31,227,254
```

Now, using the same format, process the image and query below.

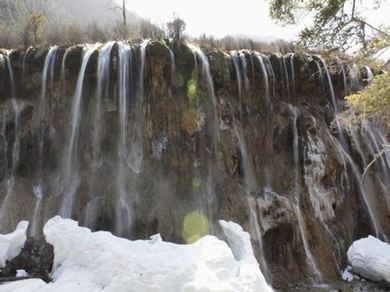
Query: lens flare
182,211,209,244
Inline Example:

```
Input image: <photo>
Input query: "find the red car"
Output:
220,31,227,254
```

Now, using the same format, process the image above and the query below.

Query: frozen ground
0,216,272,292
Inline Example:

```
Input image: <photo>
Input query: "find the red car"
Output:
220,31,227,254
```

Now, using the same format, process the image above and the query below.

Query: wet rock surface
0,237,54,283
0,40,388,289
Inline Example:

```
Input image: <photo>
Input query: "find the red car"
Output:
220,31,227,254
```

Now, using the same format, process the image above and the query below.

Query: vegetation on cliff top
346,72,390,128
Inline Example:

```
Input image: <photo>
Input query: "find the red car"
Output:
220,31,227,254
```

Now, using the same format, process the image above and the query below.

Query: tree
112,0,128,39
166,15,186,41
268,0,390,60
26,13,43,45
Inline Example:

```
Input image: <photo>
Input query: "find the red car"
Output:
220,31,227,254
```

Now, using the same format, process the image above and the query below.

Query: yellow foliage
346,72,390,127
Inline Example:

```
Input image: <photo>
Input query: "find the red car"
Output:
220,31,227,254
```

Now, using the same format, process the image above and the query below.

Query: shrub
346,72,390,128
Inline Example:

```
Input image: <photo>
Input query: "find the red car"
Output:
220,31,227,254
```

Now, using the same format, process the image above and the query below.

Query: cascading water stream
231,51,242,112
84,42,114,228
336,58,348,97
365,66,373,80
348,124,390,213
188,43,220,232
361,122,390,186
22,47,32,82
61,47,72,96
282,55,291,99
349,63,362,91
290,53,296,98
60,46,97,218
328,131,386,240
126,40,149,175
254,53,270,106
318,59,387,240
229,55,272,279
167,44,175,82
319,58,348,149
115,42,133,236
292,203,323,282
264,55,276,99
288,104,323,282
232,120,271,281
239,52,250,93
0,52,21,226
31,46,58,236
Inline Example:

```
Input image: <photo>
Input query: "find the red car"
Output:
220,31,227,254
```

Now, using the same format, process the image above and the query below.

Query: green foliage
346,73,390,127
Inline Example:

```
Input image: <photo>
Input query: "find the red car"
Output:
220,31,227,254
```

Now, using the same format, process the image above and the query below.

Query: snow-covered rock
347,235,390,283
0,216,272,292
341,266,359,282
0,221,28,267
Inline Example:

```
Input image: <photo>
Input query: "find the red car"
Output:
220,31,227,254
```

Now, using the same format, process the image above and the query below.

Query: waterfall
232,121,271,281
239,52,250,93
0,52,21,225
264,55,276,99
288,104,323,282
290,53,296,98
31,46,58,236
167,43,175,82
319,58,348,148
329,132,385,240
254,53,270,106
61,47,72,96
60,46,97,218
231,51,242,110
282,55,291,99
318,59,386,239
126,40,148,175
0,40,389,288
22,47,32,82
336,58,348,96
365,66,374,80
84,42,114,228
188,43,220,232
292,203,323,282
115,42,133,236
349,64,362,91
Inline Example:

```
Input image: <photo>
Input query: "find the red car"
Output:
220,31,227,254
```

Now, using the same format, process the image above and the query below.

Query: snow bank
0,217,272,292
0,221,28,267
347,235,390,283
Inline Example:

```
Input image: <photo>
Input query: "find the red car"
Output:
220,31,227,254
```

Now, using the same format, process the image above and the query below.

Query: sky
123,0,303,40
122,0,390,42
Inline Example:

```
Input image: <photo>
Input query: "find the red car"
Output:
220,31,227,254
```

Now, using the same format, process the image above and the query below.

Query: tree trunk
122,0,127,39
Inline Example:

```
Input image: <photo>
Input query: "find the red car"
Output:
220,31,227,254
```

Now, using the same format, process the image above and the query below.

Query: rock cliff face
0,40,388,289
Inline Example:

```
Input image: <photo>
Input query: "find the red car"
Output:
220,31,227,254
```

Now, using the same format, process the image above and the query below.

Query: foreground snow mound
347,235,390,283
0,221,28,267
0,216,272,292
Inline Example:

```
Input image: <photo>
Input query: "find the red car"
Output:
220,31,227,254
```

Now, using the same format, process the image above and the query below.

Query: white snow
341,266,359,282
0,216,272,292
16,270,29,277
347,235,390,283
0,221,28,267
